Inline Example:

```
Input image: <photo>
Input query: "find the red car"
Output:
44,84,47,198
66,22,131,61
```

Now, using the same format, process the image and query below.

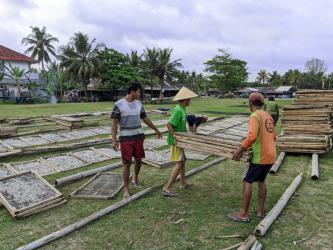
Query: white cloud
1,0,333,80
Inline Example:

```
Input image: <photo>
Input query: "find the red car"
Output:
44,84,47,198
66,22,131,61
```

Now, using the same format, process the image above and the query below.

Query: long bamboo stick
54,162,122,186
254,173,303,236
270,152,286,175
311,154,319,180
17,158,222,250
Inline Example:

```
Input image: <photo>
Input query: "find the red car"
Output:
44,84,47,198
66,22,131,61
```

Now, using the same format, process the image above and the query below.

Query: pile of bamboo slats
277,134,332,154
278,90,333,154
294,89,333,106
55,116,84,129
175,132,250,162
281,105,333,135
8,118,32,125
0,127,17,138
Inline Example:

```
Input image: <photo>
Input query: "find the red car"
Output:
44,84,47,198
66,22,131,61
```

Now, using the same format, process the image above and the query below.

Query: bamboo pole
270,152,286,175
54,162,122,186
17,158,222,250
250,240,262,250
237,235,257,250
311,154,319,180
254,173,303,236
176,157,225,181
16,185,162,250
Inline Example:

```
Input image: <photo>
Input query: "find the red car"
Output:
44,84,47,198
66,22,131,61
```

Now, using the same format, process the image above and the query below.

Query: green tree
256,69,269,84
268,71,283,86
204,49,248,92
156,48,182,97
142,47,160,99
4,63,26,97
22,26,59,71
127,50,142,68
283,69,302,89
59,32,104,95
97,48,144,91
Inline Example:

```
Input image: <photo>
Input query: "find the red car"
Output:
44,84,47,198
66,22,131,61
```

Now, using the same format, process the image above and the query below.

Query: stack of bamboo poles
281,105,333,135
55,117,84,129
174,132,250,162
277,134,332,154
294,89,333,106
0,127,17,138
278,90,333,154
9,118,32,125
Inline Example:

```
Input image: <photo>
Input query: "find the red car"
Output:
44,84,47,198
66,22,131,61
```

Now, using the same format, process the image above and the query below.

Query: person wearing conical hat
162,87,198,197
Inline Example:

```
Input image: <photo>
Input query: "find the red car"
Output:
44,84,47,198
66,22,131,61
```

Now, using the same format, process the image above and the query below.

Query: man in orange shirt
228,92,276,223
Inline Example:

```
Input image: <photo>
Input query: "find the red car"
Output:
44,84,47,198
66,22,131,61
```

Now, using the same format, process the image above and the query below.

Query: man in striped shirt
111,83,162,199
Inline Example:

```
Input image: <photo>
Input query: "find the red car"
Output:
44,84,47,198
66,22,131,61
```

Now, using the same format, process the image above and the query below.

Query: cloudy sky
1,0,333,80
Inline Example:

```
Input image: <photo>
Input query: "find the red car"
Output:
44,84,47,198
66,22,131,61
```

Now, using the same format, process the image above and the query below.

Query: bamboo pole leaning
311,154,319,180
17,158,223,250
255,173,303,236
270,152,286,175
54,161,122,186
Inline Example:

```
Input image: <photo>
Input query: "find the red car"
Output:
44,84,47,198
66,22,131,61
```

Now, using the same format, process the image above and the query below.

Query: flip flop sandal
131,179,141,188
227,213,250,223
162,191,177,197
123,192,130,199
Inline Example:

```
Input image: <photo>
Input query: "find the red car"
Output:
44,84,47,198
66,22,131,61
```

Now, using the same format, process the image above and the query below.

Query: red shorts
120,139,145,165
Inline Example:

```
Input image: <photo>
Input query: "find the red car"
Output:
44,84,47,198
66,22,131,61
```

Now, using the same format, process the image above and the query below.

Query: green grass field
0,98,332,249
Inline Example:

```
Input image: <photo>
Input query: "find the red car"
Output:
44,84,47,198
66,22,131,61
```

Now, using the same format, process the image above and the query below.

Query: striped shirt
111,98,147,142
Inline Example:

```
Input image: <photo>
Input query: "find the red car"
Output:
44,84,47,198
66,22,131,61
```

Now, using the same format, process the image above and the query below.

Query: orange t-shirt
241,110,276,164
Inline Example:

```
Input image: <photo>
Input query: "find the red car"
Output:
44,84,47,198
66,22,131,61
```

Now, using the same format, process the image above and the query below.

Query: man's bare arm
143,117,162,138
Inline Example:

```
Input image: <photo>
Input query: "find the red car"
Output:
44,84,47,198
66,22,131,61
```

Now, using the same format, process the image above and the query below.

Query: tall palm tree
142,47,159,100
4,63,26,97
256,69,269,84
127,50,141,68
22,26,59,71
156,48,182,97
59,32,104,95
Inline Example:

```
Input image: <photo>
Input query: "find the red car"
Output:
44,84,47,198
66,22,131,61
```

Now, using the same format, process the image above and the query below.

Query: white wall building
0,44,38,97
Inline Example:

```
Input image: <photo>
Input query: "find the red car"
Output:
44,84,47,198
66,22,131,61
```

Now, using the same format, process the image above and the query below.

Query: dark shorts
243,163,273,183
120,139,145,165
271,114,278,126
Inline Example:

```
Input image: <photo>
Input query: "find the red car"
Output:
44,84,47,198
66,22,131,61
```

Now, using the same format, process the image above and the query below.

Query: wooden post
270,152,286,175
311,154,319,180
54,162,122,186
255,173,303,236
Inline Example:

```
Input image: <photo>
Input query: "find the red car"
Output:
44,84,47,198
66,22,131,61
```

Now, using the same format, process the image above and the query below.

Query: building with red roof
0,44,39,100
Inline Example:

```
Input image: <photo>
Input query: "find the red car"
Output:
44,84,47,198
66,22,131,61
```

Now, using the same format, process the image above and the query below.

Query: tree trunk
159,76,164,101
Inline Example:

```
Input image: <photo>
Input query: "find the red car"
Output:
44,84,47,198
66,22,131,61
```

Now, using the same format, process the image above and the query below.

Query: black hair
127,83,142,94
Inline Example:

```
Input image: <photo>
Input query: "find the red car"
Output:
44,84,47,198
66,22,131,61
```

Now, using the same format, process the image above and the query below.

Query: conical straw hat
173,87,198,101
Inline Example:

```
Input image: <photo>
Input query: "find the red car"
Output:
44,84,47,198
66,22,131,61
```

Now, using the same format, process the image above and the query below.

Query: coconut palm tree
256,69,269,84
156,48,182,97
127,50,142,68
142,47,159,100
4,63,26,97
22,26,59,71
59,32,104,96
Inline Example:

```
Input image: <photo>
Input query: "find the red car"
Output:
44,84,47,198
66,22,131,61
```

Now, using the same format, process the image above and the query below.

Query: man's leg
163,161,183,192
179,161,186,186
134,159,141,185
123,163,131,197
257,181,266,217
239,181,252,218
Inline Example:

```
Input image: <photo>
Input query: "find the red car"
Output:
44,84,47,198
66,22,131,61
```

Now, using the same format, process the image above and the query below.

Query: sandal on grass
123,191,130,199
254,208,266,219
227,213,250,223
162,190,177,197
180,183,193,189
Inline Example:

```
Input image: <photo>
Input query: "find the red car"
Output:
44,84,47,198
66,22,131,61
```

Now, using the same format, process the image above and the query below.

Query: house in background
275,86,296,98
0,44,38,98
